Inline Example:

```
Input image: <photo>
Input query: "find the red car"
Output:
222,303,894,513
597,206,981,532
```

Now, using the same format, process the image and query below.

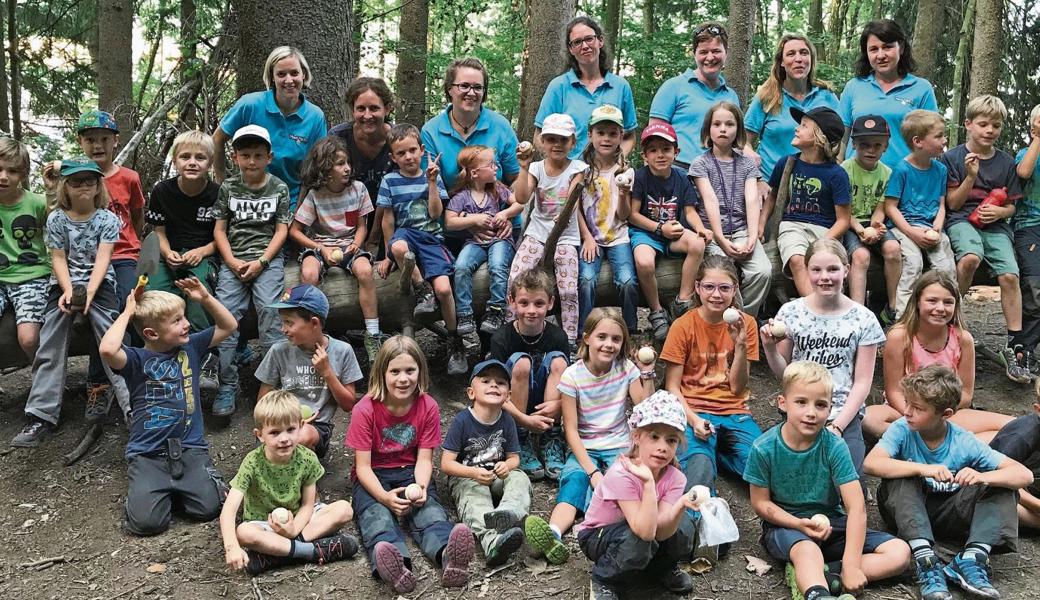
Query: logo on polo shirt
289,134,308,144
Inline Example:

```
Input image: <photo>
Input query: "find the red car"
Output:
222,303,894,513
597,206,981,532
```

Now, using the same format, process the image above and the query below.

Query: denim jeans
679,413,763,492
88,258,138,384
215,256,285,389
454,239,514,316
578,243,638,331
577,515,695,584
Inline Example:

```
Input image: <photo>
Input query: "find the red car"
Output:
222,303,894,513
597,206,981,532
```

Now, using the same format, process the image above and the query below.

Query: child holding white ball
220,390,359,576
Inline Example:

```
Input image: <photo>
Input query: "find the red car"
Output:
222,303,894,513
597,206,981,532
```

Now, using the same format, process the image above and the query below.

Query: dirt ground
1,290,1039,600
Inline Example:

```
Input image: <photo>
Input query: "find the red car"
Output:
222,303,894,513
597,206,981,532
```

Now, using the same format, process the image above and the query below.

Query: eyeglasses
694,24,725,38
450,82,485,94
698,282,735,294
568,35,601,49
479,159,499,170
66,177,99,188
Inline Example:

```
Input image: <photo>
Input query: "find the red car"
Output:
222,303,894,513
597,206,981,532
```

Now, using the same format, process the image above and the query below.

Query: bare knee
236,522,264,546
881,241,901,260
390,240,410,259
959,254,982,271
634,248,656,271
432,276,452,299
998,273,1020,288
327,499,354,526
789,255,806,273
353,258,374,281
300,257,322,285
550,357,567,375
852,248,871,269
512,357,532,379
299,424,321,450
16,324,39,358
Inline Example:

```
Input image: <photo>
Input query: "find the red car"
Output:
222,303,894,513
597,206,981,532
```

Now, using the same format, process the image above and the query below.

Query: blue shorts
761,515,897,562
630,228,683,259
678,413,762,482
557,447,625,513
389,228,454,281
842,224,898,256
505,350,568,414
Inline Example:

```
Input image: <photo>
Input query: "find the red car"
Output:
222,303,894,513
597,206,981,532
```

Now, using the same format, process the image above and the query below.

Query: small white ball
769,321,788,339
924,229,940,242
688,485,711,507
810,514,830,529
862,226,878,239
517,141,534,159
329,248,344,265
272,507,291,524
614,171,633,187
637,346,656,364
723,307,741,325
405,483,423,502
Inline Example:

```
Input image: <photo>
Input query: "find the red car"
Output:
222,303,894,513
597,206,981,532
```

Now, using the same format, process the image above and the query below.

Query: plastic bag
696,497,740,547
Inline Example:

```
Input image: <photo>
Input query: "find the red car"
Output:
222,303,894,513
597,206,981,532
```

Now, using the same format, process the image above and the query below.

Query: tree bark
872,0,883,19
643,0,654,37
826,0,850,62
808,0,824,50
912,0,943,81
968,0,1002,98
395,0,429,127
180,0,198,127
603,0,621,61
775,0,783,37
6,0,18,138
949,0,977,145
725,0,757,106
97,0,134,136
0,5,8,133
231,0,353,123
517,0,575,144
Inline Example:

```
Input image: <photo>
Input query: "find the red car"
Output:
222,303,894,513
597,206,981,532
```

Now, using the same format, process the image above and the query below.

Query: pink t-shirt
345,392,441,478
576,460,687,533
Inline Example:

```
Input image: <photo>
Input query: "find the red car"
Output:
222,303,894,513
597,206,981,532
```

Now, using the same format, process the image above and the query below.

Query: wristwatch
258,256,270,268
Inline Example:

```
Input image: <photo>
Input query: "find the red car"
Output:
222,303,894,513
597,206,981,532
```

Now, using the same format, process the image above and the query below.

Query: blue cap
469,359,510,386
267,285,329,319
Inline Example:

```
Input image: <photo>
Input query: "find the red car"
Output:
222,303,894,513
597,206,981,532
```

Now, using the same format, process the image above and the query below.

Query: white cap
232,124,272,148
541,113,576,138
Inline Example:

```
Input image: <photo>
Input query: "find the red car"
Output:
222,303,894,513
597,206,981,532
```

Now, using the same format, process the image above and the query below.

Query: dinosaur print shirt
345,392,441,476
768,154,851,228
442,408,520,470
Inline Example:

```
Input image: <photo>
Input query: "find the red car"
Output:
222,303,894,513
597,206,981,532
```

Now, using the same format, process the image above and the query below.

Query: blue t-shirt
743,424,859,519
650,69,741,166
119,328,215,458
219,90,328,209
767,155,851,227
1015,147,1040,231
376,171,449,237
884,158,947,228
631,166,699,240
878,418,1006,493
746,86,840,178
421,107,520,191
838,74,938,168
535,71,638,160
442,408,520,470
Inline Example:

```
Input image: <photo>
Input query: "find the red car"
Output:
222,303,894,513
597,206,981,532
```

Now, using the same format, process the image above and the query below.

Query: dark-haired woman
329,77,395,204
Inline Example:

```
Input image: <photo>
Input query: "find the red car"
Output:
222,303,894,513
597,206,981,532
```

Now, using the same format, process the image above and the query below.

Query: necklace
514,320,545,345
450,109,478,134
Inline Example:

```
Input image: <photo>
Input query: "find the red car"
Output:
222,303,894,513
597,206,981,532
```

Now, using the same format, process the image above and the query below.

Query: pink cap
641,122,677,144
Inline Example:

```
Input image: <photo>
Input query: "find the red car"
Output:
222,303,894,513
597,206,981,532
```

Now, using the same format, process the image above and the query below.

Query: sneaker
363,331,390,363
440,523,474,587
484,509,522,533
85,383,113,421
519,442,545,481
234,344,255,367
245,549,289,576
998,345,1032,384
944,553,1000,599
648,309,671,343
11,418,53,448
413,282,436,316
670,296,693,319
524,515,569,565
200,353,219,392
879,306,897,329
446,335,468,376
541,433,567,481
457,314,476,335
1029,349,1040,378
480,307,506,335
914,556,953,600
212,385,236,417
313,533,360,565
485,526,524,567
661,564,694,594
374,541,416,593
589,579,622,600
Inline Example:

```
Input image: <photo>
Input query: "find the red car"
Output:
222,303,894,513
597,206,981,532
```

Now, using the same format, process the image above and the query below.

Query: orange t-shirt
104,166,145,261
659,308,760,415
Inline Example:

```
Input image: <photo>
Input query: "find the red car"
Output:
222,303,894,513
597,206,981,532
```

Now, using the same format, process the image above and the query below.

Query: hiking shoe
364,331,389,363
589,579,622,600
519,442,545,481
314,533,360,565
1028,349,1040,378
413,282,436,316
879,306,897,329
648,309,671,343
998,345,1032,384
212,385,236,417
446,335,468,375
85,382,113,420
824,561,843,595
441,523,474,587
944,553,1000,599
485,526,524,567
200,353,219,392
541,432,567,481
234,344,255,367
670,296,693,319
662,564,694,594
457,314,476,335
914,556,953,600
484,509,522,533
524,515,569,564
11,418,53,448
374,541,416,593
480,307,506,335
245,549,289,576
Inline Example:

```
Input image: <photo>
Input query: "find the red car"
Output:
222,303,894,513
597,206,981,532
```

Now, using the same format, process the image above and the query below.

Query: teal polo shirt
838,73,938,169
746,85,840,178
420,106,520,191
219,90,327,209
649,69,741,166
534,70,638,159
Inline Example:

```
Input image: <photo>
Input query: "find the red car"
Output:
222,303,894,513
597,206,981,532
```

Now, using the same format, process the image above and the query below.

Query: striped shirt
558,359,640,451
376,171,448,236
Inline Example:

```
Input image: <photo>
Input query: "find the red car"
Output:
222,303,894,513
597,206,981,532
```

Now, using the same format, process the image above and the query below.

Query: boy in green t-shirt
841,115,900,322
744,361,910,600
220,390,358,576
0,137,50,362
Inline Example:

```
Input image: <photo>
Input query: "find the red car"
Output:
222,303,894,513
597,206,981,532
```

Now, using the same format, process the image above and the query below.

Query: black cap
850,115,890,139
791,106,845,146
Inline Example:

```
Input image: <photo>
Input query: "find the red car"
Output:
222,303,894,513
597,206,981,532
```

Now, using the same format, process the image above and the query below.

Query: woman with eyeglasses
838,20,938,168
649,22,741,170
533,16,638,159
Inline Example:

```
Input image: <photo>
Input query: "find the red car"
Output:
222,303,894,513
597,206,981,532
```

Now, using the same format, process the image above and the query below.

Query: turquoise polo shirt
219,90,327,209
420,106,520,191
649,69,741,166
838,73,938,169
746,86,840,178
534,70,638,159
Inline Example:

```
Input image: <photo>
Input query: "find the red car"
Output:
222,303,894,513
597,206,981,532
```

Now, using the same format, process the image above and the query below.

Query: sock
1008,330,1023,348
909,538,935,562
289,539,316,560
365,319,380,335
804,585,831,600
962,542,992,561
549,524,562,541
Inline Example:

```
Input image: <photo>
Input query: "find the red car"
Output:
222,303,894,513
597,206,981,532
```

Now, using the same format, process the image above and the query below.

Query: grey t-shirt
44,208,120,287
254,336,363,423
688,151,758,236
212,174,291,261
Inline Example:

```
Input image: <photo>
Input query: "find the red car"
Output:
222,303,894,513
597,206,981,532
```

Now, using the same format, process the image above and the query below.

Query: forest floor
1,289,1039,600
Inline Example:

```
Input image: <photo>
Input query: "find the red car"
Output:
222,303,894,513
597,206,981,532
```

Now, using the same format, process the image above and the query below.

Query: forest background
0,0,1037,189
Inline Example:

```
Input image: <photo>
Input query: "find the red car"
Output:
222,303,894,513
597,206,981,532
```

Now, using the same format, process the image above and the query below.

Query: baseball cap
589,104,625,128
640,122,678,145
790,106,845,146
541,113,576,138
267,285,329,320
232,124,272,149
76,110,119,133
469,359,511,386
628,390,686,433
850,115,891,139
60,157,103,177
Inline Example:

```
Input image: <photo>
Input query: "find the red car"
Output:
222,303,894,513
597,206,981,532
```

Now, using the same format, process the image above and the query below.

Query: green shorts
946,221,1019,276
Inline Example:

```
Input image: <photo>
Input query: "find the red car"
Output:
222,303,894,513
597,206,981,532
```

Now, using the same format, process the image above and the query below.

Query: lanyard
709,153,740,235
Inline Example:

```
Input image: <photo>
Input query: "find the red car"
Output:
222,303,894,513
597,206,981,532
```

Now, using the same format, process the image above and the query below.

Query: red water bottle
967,187,1008,229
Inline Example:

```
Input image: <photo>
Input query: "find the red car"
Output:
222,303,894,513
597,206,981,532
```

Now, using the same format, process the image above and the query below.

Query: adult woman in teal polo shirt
534,16,638,158
649,22,741,169
838,19,938,168
213,46,328,209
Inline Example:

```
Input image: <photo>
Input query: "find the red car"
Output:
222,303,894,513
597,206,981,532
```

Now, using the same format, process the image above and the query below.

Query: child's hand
912,227,939,248
619,454,653,482
965,152,981,178
174,276,210,303
759,319,781,346
82,285,97,315
312,339,333,379
976,203,1005,224
581,239,599,262
411,484,428,507
696,228,714,244
691,417,714,441
662,220,684,240
181,248,207,267
239,260,263,282
165,250,185,268
492,461,511,479
377,258,393,279
58,289,74,314
954,467,984,486
726,316,746,347
523,413,554,432
42,160,61,193
799,517,832,541
383,488,413,516
841,565,867,595
320,245,338,264
225,545,250,571
516,141,535,168
268,510,295,538
919,463,954,482
426,152,442,182
473,468,496,486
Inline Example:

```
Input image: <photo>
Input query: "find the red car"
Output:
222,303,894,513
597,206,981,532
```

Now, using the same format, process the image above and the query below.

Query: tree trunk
912,0,943,81
643,0,655,37
136,18,166,114
826,0,850,62
0,5,8,133
725,0,757,106
872,0,884,19
516,0,575,144
6,0,18,138
603,0,621,60
808,0,824,51
395,0,429,127
180,0,198,127
231,0,353,123
775,0,783,36
968,0,1002,98
949,0,977,145
97,0,134,136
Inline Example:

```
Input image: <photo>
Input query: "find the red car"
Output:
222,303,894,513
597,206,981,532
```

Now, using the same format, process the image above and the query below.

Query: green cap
76,110,119,133
60,157,103,177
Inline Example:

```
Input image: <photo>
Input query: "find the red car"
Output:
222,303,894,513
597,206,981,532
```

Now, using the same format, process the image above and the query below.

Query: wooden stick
19,556,66,568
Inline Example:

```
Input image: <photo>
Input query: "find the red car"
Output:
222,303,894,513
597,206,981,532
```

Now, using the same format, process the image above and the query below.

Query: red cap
641,122,678,144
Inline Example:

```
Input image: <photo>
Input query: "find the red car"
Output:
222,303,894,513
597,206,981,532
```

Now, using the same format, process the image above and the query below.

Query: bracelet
654,223,663,237
829,422,844,434
639,369,656,380
586,468,597,477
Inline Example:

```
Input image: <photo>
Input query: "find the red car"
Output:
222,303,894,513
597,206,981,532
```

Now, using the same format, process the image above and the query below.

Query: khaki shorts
777,221,830,271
